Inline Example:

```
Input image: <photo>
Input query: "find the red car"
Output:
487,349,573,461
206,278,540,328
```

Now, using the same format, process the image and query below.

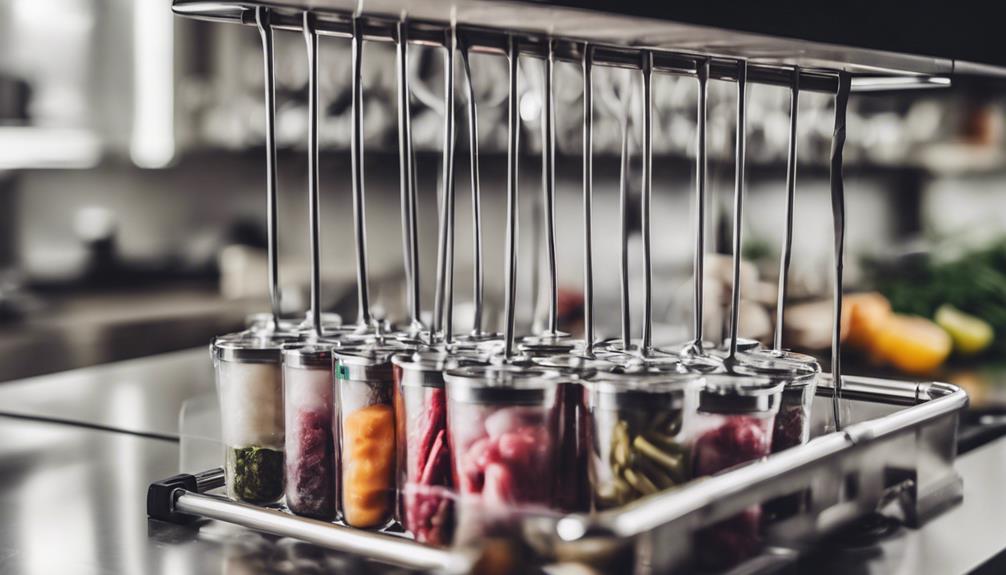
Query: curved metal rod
595,68,635,352
617,100,631,352
396,19,421,331
350,17,372,327
726,59,748,363
444,29,458,343
503,36,519,359
682,58,710,358
459,34,487,338
831,72,852,430
774,67,800,352
255,7,281,332
432,28,457,342
302,12,322,338
541,40,559,336
640,51,653,354
582,45,595,357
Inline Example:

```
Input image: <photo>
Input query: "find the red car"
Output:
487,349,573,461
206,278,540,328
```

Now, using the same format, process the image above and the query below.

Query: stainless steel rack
150,1,976,572
174,0,952,93
151,375,966,573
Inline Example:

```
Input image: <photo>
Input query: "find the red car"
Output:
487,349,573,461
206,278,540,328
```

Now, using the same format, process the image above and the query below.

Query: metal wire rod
774,67,800,352
726,59,747,362
302,11,322,338
432,27,457,341
682,58,710,358
541,39,559,336
255,7,281,332
640,51,653,354
582,45,594,357
503,36,519,358
396,19,421,331
445,28,458,343
350,16,372,327
831,72,852,430
459,34,487,338
618,98,631,352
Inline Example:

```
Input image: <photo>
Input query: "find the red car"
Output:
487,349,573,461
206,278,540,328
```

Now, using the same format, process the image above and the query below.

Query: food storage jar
733,349,820,453
334,346,400,529
585,368,702,510
282,343,337,519
689,374,782,570
444,365,560,509
532,354,617,512
393,350,482,545
213,336,286,504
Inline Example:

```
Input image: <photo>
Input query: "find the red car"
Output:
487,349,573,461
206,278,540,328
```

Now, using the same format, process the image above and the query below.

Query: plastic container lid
532,354,619,380
731,350,820,387
392,350,484,387
587,369,701,410
282,343,335,369
212,335,286,363
334,342,412,381
698,374,783,415
443,364,558,404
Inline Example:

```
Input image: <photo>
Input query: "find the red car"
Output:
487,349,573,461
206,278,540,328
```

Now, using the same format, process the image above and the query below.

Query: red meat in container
457,408,554,506
692,414,774,571
402,388,454,545
286,408,335,519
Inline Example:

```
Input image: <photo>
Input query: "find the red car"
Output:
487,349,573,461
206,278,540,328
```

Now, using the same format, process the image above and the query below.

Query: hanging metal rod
173,3,951,94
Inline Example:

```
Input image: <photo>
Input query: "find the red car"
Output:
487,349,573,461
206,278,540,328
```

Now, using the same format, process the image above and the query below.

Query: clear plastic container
393,350,481,545
335,346,399,529
532,354,616,513
733,349,820,520
689,374,783,570
282,343,336,520
586,367,702,510
444,365,560,509
213,336,286,504
733,349,820,453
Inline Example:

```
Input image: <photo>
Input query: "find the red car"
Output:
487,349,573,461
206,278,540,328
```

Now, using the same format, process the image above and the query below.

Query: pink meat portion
403,390,454,545
457,408,553,506
693,416,772,569
693,415,771,476
287,408,335,519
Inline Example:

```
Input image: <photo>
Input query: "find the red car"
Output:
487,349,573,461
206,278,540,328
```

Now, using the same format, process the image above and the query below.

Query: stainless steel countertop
0,348,211,439
0,350,1002,574
0,417,393,575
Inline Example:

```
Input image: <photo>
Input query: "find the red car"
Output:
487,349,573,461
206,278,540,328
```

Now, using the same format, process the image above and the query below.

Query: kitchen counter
0,350,1003,574
0,288,253,383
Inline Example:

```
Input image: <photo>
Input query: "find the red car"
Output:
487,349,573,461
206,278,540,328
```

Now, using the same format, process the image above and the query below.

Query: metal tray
147,374,967,573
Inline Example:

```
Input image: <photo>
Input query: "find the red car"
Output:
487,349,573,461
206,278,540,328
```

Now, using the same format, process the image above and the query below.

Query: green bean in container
586,369,700,510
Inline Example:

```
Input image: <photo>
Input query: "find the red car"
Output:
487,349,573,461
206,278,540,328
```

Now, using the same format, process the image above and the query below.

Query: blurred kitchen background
3,0,1006,405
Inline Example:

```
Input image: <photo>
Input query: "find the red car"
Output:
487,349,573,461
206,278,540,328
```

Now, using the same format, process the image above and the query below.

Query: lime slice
935,304,994,355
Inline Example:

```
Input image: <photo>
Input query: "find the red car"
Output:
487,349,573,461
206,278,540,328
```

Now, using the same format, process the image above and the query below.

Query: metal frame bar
173,488,468,571
174,2,951,95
